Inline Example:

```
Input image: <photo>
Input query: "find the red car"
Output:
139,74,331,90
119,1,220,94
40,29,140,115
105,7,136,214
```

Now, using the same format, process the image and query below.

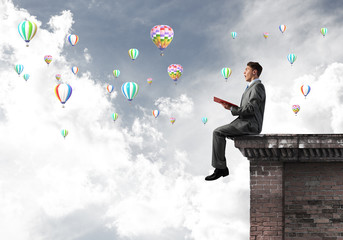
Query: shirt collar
248,78,260,87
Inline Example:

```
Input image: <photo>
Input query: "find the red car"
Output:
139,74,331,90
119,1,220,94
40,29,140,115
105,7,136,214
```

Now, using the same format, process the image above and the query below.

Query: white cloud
83,47,92,63
155,94,194,118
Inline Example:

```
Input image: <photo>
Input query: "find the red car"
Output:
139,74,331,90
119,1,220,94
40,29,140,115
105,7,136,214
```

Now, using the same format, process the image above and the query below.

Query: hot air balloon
263,32,269,39
14,64,24,76
231,32,237,39
71,66,79,75
153,110,159,118
287,53,297,66
150,25,174,56
292,105,300,116
147,78,152,85
221,67,232,82
61,129,68,139
68,34,79,46
202,117,208,125
320,28,327,37
121,82,139,101
23,73,30,81
112,113,118,122
113,70,120,78
18,20,37,47
279,25,286,33
55,83,72,107
170,117,176,124
44,55,52,66
56,74,61,81
107,84,114,93
167,64,183,83
301,85,311,98
128,48,139,61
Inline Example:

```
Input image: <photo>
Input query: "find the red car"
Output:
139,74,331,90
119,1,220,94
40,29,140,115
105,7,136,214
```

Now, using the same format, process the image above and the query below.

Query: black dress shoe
205,167,229,181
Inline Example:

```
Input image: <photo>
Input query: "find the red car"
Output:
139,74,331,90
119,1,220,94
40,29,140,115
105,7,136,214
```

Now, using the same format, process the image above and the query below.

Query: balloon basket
160,52,164,56
26,44,29,47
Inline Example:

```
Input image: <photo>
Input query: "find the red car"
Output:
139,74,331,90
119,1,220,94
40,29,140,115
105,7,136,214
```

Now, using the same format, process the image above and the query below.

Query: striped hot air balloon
113,69,120,78
147,78,152,85
150,25,174,56
201,117,208,125
61,129,68,139
153,110,159,118
287,53,297,66
14,64,24,76
167,64,183,83
121,82,139,101
112,113,118,122
301,85,311,99
107,84,114,93
44,55,52,66
170,117,176,124
231,32,237,39
18,20,37,47
221,67,232,82
128,48,139,61
55,83,72,107
23,73,30,81
71,66,79,75
279,25,286,33
68,34,79,46
320,28,327,37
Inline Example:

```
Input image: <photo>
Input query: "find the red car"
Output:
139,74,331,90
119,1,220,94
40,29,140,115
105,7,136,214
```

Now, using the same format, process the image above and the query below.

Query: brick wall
284,162,343,240
250,161,284,240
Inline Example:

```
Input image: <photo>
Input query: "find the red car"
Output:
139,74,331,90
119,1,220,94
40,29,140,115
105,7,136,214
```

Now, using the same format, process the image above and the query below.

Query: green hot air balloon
18,20,38,47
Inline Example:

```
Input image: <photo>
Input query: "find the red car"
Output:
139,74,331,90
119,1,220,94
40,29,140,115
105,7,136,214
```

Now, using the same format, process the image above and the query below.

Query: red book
213,96,238,107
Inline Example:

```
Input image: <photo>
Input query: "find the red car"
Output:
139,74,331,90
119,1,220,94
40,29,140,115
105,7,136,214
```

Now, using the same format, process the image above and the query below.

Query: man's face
244,66,257,82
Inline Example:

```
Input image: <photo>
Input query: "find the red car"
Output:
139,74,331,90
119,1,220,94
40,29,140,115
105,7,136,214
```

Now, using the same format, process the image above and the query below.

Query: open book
213,97,238,108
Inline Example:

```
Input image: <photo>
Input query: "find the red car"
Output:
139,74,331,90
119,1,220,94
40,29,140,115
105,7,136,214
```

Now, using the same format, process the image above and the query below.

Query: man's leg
212,124,241,169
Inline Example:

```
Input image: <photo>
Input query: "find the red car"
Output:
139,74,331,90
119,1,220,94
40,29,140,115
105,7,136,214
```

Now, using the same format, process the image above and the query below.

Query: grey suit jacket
230,80,266,134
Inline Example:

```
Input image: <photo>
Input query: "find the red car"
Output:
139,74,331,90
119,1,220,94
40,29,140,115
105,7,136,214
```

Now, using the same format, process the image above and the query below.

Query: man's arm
231,84,265,116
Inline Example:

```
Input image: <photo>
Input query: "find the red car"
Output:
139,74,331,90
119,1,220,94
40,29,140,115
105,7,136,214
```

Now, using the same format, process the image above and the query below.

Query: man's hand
221,102,231,110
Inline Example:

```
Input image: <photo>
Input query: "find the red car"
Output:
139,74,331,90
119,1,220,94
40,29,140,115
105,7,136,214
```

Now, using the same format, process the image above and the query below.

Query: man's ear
253,69,257,75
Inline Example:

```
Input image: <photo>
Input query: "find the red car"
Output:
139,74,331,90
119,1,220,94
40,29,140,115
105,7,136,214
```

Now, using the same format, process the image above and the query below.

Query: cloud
83,47,92,62
154,94,194,118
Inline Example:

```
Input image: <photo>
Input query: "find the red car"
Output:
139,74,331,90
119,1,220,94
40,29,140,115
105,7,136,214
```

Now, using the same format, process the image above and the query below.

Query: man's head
244,62,263,82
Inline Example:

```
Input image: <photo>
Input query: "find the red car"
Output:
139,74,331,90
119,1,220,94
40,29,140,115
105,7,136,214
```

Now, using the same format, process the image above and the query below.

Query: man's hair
247,62,263,77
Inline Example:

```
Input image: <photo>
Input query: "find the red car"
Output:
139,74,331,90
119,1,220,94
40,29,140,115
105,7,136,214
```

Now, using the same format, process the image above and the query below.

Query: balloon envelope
107,84,114,93
23,73,30,81
221,67,232,80
55,83,72,105
147,78,152,84
121,82,139,101
61,129,68,138
292,105,300,115
287,53,297,65
18,20,37,46
150,25,174,54
55,74,61,81
112,113,118,122
71,66,79,75
167,64,183,82
231,32,237,39
128,48,139,61
68,34,79,46
170,117,176,124
279,25,286,33
113,70,120,78
44,55,52,65
320,28,327,37
202,117,208,124
301,85,311,98
14,64,24,76
153,110,159,118
263,32,269,39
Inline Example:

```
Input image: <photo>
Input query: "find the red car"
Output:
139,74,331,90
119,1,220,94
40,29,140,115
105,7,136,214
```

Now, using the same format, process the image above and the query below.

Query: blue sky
1,0,343,239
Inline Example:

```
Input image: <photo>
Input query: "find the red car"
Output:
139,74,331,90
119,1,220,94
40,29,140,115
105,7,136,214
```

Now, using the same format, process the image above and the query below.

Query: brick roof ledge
234,134,343,162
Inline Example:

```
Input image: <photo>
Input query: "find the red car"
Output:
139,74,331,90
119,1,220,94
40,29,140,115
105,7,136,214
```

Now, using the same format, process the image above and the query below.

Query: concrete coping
234,134,343,162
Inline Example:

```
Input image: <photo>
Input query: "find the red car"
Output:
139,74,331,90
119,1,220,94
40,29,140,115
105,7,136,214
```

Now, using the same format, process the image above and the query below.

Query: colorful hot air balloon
112,113,118,122
153,110,159,118
231,32,237,39
167,64,183,83
170,117,176,124
150,25,174,56
147,78,152,85
23,73,30,81
14,64,24,76
263,32,269,39
18,20,37,47
320,28,327,37
55,83,72,107
113,70,120,78
121,82,139,101
71,66,79,75
128,48,139,61
44,55,52,66
279,25,286,33
56,74,61,81
68,34,79,46
202,117,208,125
292,105,300,116
301,85,311,98
107,84,114,93
287,53,297,65
61,129,68,139
221,67,232,82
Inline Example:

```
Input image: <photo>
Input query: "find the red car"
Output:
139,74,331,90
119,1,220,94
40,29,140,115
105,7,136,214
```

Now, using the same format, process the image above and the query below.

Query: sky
1,0,343,239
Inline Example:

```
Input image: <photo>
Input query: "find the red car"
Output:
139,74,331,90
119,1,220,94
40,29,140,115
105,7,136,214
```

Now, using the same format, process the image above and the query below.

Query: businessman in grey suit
205,62,266,181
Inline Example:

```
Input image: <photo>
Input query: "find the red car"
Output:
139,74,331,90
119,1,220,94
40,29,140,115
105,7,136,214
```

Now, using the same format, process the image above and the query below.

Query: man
205,62,266,181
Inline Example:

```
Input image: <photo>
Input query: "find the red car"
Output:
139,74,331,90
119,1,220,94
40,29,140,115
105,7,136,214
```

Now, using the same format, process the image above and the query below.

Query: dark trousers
212,124,246,169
